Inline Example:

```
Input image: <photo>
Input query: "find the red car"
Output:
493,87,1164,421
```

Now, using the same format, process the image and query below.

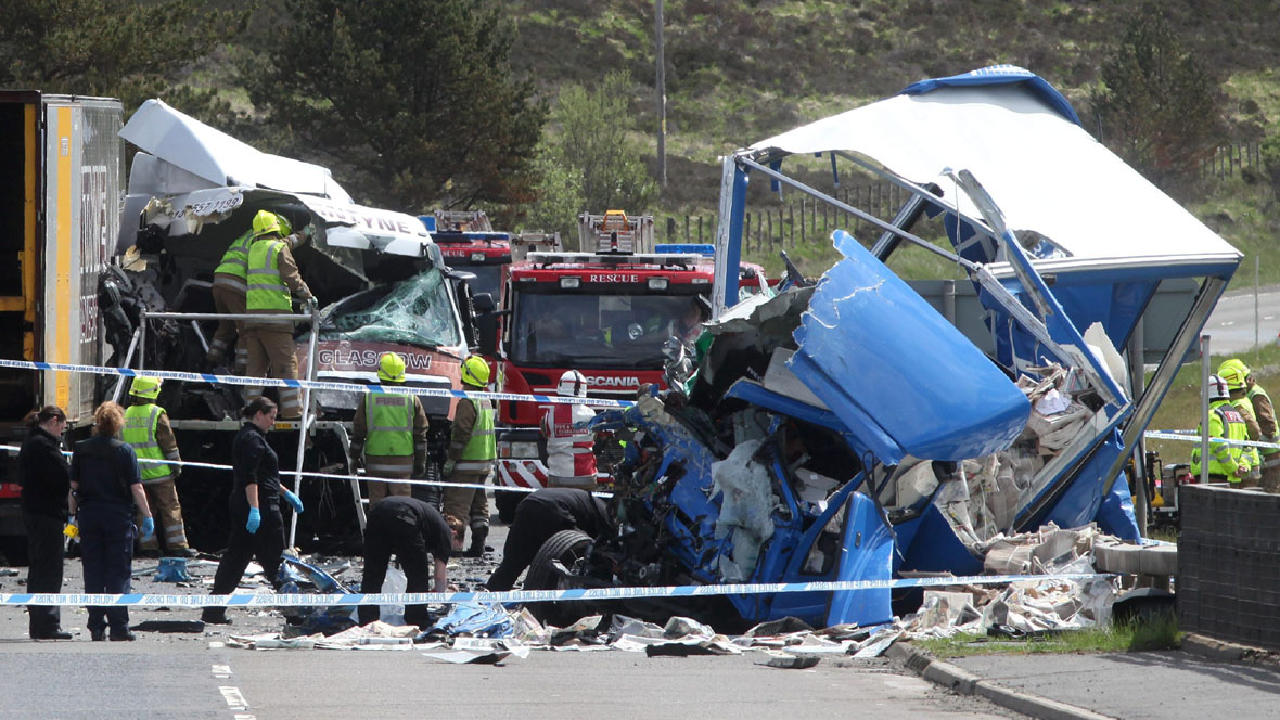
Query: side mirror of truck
472,292,496,314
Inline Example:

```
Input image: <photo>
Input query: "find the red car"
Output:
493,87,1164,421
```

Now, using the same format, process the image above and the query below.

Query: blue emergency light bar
655,243,715,257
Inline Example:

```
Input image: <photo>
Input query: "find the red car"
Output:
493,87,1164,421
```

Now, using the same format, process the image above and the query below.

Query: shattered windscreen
322,269,461,348
511,291,707,369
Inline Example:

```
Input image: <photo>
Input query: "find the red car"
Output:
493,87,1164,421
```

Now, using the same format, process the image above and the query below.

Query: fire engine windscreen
512,292,708,369
465,265,502,299
322,269,461,347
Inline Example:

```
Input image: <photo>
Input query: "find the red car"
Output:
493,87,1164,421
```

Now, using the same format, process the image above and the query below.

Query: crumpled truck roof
785,230,1030,465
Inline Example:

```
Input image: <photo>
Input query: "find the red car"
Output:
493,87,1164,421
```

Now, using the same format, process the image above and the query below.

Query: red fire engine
492,210,717,520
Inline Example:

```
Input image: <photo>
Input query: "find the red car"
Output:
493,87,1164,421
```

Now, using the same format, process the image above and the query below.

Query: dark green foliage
522,71,657,242
243,0,547,212
0,0,246,118
1089,5,1222,195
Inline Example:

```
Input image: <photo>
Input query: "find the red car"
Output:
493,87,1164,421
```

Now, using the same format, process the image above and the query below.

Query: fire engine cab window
465,265,502,299
323,269,461,348
512,293,699,368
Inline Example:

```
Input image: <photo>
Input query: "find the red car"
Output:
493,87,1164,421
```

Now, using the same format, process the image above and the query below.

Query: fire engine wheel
523,529,593,624
496,491,523,525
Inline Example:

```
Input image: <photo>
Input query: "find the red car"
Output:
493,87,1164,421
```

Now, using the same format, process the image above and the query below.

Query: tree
0,0,246,119
525,71,657,243
243,0,546,212
1089,6,1221,194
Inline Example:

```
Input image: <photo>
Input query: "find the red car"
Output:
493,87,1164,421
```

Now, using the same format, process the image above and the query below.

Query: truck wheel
523,529,592,625
496,491,523,525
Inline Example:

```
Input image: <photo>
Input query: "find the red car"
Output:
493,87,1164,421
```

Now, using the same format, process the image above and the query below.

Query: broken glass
322,269,461,348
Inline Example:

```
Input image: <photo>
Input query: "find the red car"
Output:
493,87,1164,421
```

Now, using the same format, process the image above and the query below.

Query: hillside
143,0,1280,280
505,0,1280,205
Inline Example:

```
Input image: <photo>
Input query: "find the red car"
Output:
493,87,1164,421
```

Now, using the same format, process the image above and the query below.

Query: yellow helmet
252,209,287,239
1218,358,1251,390
460,355,490,388
129,375,162,400
377,352,407,384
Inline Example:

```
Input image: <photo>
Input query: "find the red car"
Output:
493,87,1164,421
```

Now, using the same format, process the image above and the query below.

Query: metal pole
1201,334,1211,485
288,305,322,549
655,0,666,188
138,311,147,372
1255,254,1260,350
1127,318,1148,537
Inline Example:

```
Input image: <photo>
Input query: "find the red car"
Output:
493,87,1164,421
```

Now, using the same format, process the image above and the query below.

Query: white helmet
556,370,588,398
1208,374,1230,401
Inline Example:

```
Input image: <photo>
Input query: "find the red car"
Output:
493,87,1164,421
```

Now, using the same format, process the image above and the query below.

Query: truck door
0,91,41,421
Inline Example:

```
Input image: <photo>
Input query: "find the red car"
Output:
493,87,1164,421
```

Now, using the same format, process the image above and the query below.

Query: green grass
916,614,1181,658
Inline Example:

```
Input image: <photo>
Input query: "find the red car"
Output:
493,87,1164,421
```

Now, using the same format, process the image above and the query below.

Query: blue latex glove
283,489,304,514
140,516,155,543
245,506,261,534
443,460,456,477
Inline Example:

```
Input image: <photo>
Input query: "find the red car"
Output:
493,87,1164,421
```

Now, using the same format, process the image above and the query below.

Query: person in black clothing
202,397,305,625
69,402,155,642
358,496,463,629
486,488,614,592
18,406,71,640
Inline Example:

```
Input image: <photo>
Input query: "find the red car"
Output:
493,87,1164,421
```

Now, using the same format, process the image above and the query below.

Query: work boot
167,547,199,558
201,609,231,625
465,525,489,557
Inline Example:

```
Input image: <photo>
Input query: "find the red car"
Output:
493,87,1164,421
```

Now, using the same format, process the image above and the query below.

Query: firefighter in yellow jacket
443,355,496,556
351,353,429,503
207,227,255,373
243,210,314,420
122,376,195,556
1218,358,1265,487
1190,374,1253,485
1220,358,1279,490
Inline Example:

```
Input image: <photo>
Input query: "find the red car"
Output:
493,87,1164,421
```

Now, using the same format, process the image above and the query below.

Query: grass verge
915,614,1181,658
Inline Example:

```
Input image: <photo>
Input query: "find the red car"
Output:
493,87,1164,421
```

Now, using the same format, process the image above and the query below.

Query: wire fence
658,142,1266,246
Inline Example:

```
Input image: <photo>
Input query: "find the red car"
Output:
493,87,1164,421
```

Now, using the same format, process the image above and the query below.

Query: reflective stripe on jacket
246,238,290,312
541,403,597,479
456,399,496,471
213,229,255,291
1191,400,1251,481
365,394,414,457
123,404,172,483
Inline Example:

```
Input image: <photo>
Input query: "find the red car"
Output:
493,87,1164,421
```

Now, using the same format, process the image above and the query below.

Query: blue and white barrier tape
0,358,633,409
0,444,610,498
1144,429,1280,451
0,573,1110,607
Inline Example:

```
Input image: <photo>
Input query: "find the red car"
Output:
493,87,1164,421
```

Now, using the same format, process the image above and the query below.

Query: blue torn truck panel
789,229,1030,465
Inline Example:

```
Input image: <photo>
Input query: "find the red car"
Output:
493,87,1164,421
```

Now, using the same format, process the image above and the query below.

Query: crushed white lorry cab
108,100,484,552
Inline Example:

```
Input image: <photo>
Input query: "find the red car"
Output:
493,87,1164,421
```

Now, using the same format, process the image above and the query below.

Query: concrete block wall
1178,485,1280,650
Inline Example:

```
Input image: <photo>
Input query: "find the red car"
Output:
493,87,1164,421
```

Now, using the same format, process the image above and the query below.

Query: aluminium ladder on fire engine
137,305,327,548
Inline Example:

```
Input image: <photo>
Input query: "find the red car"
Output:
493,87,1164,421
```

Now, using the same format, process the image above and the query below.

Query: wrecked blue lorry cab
523,66,1239,631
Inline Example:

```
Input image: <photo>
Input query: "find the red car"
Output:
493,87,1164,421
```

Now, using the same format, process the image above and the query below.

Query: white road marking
219,686,248,711
212,664,232,679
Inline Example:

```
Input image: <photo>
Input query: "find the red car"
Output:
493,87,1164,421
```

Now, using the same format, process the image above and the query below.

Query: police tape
0,358,634,409
1143,430,1280,451
0,572,1111,607
0,444,611,498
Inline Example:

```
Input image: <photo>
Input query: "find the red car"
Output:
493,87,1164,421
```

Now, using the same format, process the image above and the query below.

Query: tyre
495,491,523,525
523,529,592,625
